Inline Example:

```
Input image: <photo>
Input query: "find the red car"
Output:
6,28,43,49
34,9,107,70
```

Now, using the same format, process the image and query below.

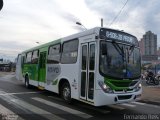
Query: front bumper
94,88,142,106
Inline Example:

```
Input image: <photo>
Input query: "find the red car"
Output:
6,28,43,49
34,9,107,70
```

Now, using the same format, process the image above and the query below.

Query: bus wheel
25,76,30,88
61,82,72,103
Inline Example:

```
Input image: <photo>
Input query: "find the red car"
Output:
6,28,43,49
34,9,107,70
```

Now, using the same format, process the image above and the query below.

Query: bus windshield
100,41,141,79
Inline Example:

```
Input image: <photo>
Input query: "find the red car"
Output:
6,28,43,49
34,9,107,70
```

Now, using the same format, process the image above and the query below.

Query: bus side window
61,39,79,64
47,44,61,64
26,52,32,64
89,44,95,70
32,50,39,64
22,56,24,63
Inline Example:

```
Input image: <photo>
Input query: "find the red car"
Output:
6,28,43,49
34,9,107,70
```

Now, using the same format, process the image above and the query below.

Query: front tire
61,82,72,103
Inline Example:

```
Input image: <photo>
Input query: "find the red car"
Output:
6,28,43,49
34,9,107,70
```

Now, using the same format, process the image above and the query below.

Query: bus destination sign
100,28,139,46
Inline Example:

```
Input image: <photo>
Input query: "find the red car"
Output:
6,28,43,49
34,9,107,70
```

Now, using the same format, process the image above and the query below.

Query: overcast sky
0,0,160,61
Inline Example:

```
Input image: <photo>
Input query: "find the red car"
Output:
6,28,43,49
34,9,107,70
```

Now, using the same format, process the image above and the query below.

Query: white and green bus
16,27,142,106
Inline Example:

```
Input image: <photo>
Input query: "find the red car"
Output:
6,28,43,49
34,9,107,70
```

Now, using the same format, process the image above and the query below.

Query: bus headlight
98,81,113,93
134,83,142,92
103,84,107,89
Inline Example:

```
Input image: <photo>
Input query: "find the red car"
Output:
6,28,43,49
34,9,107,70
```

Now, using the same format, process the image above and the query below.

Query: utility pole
101,18,103,27
0,0,3,11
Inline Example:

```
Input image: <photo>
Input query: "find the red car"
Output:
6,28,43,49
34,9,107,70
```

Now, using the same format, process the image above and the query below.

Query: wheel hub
63,87,70,100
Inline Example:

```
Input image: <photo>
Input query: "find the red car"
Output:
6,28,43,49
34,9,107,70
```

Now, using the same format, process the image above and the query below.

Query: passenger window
47,44,61,64
31,50,39,64
82,45,87,70
26,52,32,63
61,39,79,64
89,44,95,70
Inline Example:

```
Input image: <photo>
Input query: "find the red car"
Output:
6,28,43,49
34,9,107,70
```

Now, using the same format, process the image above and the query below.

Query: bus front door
38,51,46,88
80,42,95,102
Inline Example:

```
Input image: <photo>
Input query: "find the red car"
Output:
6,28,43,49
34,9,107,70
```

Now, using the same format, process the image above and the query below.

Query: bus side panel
22,64,32,79
26,64,38,81
45,64,60,93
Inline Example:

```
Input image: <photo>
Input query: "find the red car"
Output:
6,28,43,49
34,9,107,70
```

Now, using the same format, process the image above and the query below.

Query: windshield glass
100,41,141,79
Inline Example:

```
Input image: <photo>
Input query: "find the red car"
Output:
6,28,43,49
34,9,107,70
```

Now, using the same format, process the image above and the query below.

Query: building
139,38,145,55
143,31,157,55
157,47,160,60
140,31,158,63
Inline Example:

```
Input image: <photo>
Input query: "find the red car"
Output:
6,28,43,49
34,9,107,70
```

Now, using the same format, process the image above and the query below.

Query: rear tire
154,79,159,85
25,75,30,88
61,82,72,103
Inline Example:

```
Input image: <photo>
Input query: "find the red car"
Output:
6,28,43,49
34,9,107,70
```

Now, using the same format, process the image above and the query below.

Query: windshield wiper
112,41,125,60
129,45,135,56
126,45,135,63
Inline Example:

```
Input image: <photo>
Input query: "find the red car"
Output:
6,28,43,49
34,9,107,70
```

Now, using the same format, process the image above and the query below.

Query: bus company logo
47,65,61,85
48,66,60,73
124,89,127,93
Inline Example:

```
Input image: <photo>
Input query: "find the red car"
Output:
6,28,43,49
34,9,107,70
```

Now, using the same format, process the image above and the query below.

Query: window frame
61,39,79,64
26,51,33,64
47,43,61,64
31,50,39,64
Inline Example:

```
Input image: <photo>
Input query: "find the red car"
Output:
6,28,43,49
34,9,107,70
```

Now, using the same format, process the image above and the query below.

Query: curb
139,100,160,106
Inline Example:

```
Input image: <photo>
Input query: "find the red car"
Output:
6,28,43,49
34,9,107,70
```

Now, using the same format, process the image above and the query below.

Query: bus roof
20,27,137,54
21,27,100,54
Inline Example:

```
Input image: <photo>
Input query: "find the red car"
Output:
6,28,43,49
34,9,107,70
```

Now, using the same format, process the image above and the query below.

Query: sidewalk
0,72,14,77
140,84,160,105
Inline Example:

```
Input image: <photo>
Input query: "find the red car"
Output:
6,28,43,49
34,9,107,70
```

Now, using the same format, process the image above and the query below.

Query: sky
0,0,160,61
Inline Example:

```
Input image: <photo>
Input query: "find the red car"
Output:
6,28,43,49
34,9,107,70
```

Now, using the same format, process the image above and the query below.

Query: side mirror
0,0,3,11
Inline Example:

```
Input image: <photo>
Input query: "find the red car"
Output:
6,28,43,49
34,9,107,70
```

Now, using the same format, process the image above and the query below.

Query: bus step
38,86,44,90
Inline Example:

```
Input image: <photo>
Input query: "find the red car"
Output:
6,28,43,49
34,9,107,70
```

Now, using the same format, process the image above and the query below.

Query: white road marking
0,104,24,120
142,102,160,108
132,101,146,105
10,98,65,120
1,75,12,79
107,105,125,110
0,90,65,120
0,91,42,96
121,103,136,107
132,101,160,108
32,97,93,119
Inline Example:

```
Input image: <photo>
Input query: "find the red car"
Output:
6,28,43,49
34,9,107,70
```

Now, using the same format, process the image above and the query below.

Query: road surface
0,73,160,120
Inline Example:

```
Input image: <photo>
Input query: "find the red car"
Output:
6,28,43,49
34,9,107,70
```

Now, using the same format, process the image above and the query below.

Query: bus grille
110,81,138,87
111,81,130,87
117,95,132,100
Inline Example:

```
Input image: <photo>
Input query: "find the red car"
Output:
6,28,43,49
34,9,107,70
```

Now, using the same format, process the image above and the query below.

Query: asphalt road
0,74,160,120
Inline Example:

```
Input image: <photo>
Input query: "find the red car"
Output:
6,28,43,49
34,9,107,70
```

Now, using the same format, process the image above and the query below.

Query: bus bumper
94,88,142,106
